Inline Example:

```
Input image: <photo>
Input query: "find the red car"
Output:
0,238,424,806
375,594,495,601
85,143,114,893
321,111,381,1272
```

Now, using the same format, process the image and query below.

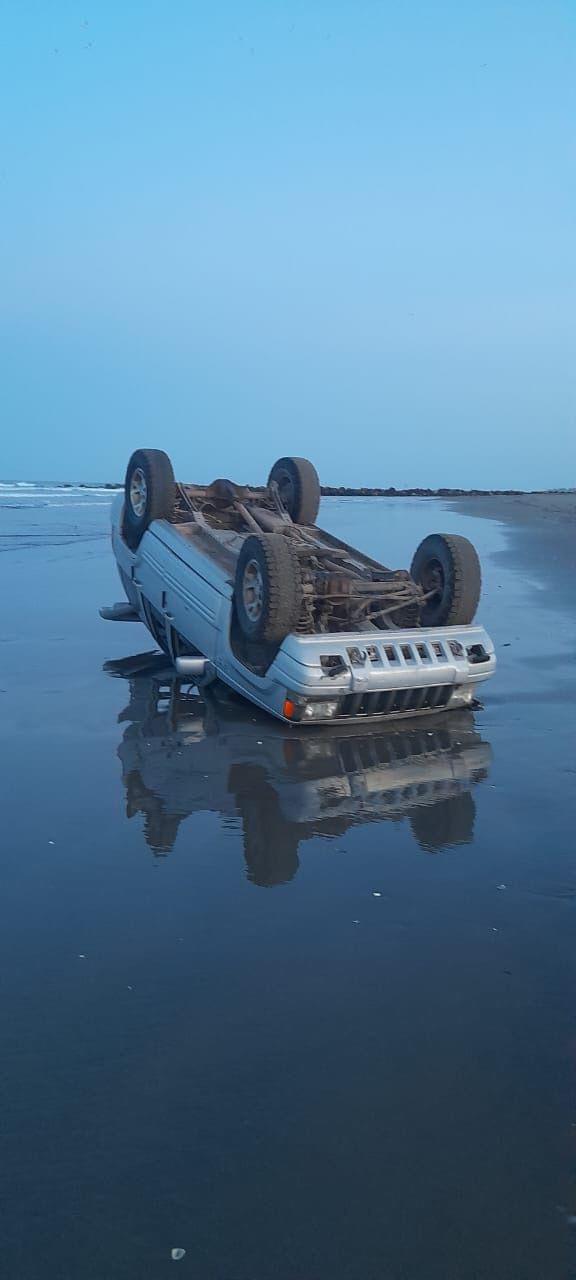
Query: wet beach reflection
106,653,492,885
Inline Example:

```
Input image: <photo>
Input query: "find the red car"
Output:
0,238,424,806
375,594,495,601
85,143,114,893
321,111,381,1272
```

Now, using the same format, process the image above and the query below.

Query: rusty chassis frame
173,477,425,634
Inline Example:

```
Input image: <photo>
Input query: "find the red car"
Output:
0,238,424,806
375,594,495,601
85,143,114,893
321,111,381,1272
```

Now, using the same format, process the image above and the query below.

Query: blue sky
1,1,574,487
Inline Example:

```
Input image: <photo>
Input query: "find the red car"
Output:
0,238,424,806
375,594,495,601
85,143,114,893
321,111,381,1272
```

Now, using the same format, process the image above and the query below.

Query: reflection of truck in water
109,654,492,887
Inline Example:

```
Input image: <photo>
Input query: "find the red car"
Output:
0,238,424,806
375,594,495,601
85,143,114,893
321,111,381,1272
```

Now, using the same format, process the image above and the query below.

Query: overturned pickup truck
102,449,496,723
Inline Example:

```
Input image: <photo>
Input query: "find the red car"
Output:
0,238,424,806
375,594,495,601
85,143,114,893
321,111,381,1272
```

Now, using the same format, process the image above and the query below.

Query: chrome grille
338,685,452,719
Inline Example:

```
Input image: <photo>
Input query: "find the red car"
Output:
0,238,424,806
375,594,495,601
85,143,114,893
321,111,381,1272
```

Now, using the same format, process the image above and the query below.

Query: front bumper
269,624,496,723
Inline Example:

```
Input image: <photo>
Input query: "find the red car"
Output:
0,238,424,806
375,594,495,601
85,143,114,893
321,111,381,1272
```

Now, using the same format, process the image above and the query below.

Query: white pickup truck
101,448,496,724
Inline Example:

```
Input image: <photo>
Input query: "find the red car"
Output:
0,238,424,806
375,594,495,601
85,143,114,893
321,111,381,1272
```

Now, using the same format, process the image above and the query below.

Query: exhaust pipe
174,656,212,679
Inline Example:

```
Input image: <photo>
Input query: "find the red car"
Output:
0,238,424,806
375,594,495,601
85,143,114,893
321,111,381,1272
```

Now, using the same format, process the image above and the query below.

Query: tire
234,533,302,644
267,456,321,525
123,449,176,549
410,533,481,627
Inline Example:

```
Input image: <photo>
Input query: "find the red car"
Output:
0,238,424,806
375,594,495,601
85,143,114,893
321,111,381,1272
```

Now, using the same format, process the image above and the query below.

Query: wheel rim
420,557,445,605
129,468,148,518
242,559,265,622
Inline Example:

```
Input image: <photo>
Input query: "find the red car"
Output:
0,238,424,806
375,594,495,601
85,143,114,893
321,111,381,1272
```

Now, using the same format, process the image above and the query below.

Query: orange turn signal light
283,698,296,720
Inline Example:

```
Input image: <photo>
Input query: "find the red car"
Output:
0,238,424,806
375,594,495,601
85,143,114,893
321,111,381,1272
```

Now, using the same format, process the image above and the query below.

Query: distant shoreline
321,486,576,498
52,483,576,498
2,482,574,499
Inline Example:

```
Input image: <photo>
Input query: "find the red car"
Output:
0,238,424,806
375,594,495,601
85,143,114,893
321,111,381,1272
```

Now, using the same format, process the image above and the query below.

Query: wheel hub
275,468,295,514
242,559,265,622
129,468,148,518
421,557,445,601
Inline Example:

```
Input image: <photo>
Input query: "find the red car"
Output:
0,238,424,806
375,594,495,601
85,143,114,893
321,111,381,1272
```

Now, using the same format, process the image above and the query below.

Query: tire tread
268,457,321,525
235,533,302,643
411,533,481,626
123,449,175,549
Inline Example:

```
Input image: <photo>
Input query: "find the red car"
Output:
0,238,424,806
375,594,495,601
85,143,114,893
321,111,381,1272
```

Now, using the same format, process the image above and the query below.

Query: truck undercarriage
172,476,423,634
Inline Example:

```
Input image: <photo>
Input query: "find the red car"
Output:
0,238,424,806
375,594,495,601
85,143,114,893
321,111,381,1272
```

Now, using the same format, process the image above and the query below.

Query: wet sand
452,491,576,578
1,486,575,1279
456,492,576,523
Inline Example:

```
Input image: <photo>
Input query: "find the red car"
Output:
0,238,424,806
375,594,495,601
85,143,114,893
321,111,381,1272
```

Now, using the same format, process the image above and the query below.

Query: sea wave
0,482,119,507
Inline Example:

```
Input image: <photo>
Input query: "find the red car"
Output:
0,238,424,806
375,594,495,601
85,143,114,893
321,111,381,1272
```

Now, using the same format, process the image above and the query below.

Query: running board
99,603,141,622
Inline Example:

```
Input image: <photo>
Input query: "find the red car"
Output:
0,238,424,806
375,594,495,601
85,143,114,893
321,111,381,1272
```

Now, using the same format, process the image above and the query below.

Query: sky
1,0,574,488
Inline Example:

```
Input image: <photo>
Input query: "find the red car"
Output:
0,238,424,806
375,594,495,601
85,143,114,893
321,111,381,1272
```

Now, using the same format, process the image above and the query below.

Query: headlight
283,697,339,721
450,685,474,706
302,700,339,720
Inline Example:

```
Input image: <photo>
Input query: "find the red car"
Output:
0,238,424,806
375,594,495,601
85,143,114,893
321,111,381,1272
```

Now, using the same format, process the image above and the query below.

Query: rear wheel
410,533,481,627
234,533,302,644
123,449,176,549
268,456,321,524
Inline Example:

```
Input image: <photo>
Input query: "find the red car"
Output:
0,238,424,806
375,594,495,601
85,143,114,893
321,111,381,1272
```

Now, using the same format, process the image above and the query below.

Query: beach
1,484,575,1280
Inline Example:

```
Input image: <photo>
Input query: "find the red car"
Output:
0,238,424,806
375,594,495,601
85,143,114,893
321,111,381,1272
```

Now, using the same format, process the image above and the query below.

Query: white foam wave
0,482,117,507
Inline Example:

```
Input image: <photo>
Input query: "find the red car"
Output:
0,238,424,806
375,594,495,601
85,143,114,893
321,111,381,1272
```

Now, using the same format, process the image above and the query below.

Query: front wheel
410,533,481,626
234,533,302,644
